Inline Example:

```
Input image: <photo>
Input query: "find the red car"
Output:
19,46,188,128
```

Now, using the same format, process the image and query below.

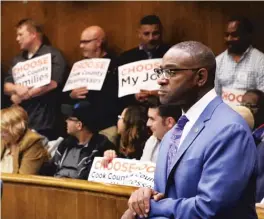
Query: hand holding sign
15,84,30,98
135,89,159,102
11,94,22,104
102,149,117,167
70,87,89,99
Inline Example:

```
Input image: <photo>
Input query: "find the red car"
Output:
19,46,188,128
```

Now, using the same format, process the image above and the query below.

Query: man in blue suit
121,41,257,219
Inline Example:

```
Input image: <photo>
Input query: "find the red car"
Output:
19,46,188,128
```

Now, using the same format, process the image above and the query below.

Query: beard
226,41,249,54
144,40,160,50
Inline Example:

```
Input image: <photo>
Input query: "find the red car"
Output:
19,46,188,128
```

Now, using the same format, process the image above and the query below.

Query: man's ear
196,68,208,87
165,117,176,129
31,30,38,40
77,121,83,131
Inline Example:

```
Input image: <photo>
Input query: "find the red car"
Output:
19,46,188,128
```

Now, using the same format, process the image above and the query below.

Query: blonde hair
1,106,28,144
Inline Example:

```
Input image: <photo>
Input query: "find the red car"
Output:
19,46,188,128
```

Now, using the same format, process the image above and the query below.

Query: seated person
103,105,149,166
241,89,264,130
1,105,48,174
241,90,264,202
40,101,116,180
141,97,182,162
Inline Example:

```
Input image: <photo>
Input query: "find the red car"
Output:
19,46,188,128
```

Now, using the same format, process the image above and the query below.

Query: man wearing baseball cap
41,101,116,180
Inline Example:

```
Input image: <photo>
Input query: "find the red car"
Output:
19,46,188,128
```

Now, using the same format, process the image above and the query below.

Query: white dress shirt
178,89,217,149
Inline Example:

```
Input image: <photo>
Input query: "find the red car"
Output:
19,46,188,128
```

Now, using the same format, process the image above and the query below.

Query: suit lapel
166,96,223,181
167,121,205,180
154,137,171,192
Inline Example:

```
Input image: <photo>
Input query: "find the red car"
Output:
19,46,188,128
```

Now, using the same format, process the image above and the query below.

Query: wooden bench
1,173,135,219
2,173,264,219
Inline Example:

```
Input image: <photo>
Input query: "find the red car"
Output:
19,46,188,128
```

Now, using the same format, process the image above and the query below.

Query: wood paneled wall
1,1,264,72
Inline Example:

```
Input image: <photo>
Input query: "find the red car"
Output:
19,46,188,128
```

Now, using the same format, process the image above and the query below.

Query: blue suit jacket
256,141,264,202
149,97,257,219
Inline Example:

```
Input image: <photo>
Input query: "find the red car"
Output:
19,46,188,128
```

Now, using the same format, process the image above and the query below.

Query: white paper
118,59,162,97
63,58,111,92
12,53,51,88
88,157,156,188
221,87,246,106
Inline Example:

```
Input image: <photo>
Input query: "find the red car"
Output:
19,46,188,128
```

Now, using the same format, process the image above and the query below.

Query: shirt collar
22,43,44,60
184,89,217,124
239,45,253,60
139,44,160,51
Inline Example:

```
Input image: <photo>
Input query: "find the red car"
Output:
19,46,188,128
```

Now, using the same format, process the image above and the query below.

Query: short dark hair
16,18,43,34
228,16,254,34
145,96,181,122
159,104,182,122
145,95,161,108
140,15,162,26
245,89,264,108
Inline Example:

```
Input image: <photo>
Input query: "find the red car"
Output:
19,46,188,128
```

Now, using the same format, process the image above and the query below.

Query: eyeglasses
154,67,201,79
80,38,97,44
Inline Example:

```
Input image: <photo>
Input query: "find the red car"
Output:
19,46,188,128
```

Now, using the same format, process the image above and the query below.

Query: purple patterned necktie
167,115,189,175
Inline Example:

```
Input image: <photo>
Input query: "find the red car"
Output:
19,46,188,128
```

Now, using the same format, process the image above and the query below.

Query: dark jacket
254,124,264,202
64,54,119,130
256,141,264,202
40,133,116,180
118,44,170,66
4,44,68,132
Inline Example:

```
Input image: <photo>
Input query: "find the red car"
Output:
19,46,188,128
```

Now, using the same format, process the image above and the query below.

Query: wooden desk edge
1,173,136,197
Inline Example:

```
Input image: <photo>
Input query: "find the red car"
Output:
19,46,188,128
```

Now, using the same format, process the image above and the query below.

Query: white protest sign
63,58,111,92
12,53,51,88
222,88,246,106
118,59,162,97
88,157,156,188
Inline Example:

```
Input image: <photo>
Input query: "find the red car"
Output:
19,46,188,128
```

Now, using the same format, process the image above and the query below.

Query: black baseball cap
61,101,97,129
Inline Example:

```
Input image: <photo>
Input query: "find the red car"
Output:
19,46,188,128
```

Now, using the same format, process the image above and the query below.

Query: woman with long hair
102,105,149,166
1,105,48,174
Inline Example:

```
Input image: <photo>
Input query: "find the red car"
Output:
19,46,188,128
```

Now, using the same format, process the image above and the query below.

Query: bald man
122,41,257,219
67,26,119,145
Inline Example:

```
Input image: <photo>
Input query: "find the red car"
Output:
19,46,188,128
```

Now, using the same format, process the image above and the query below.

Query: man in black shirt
4,18,67,140
41,101,116,180
66,26,119,145
118,15,170,109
